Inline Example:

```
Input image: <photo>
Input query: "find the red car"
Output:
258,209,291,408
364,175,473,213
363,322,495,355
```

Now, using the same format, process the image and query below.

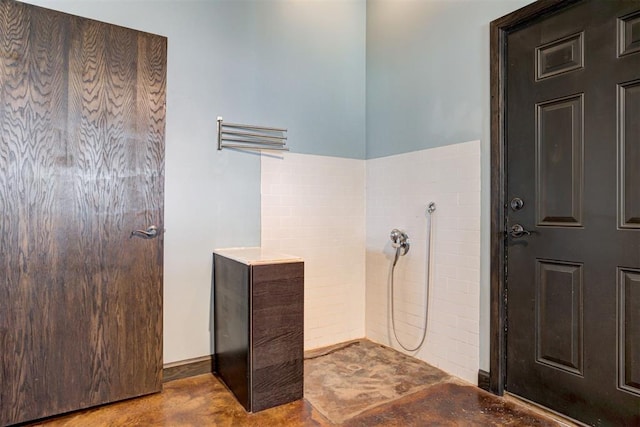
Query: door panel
619,268,640,396
0,1,166,425
535,260,583,376
535,94,584,226
619,79,640,227
506,0,640,425
618,10,640,57
535,32,584,80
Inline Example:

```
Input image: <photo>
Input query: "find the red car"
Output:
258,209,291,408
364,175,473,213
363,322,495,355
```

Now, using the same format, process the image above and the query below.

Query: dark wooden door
0,1,166,425
506,1,640,424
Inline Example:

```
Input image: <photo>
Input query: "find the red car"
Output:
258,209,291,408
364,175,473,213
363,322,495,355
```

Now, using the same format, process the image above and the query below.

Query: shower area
261,139,481,385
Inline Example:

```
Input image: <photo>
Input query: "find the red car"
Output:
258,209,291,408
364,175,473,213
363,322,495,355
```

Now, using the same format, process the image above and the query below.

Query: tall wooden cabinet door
0,1,166,425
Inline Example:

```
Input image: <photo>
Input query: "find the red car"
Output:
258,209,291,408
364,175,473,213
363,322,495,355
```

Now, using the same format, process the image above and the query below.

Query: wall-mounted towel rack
217,117,288,151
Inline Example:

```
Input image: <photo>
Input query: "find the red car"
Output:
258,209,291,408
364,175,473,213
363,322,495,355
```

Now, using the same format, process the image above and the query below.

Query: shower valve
390,229,410,255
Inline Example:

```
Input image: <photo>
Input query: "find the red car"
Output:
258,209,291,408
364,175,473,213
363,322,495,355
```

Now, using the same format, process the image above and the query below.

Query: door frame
489,0,582,395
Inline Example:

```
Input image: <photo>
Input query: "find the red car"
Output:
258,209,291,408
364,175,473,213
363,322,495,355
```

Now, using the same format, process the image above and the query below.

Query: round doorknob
510,197,524,211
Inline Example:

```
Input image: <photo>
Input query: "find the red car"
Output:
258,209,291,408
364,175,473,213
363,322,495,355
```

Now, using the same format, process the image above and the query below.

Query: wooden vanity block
213,248,304,412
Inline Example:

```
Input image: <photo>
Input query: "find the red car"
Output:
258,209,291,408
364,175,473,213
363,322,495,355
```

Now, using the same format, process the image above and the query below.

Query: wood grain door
505,0,640,424
0,1,166,425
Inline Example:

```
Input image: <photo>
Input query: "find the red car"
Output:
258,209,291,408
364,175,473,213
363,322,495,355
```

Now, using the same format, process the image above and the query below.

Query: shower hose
390,207,435,352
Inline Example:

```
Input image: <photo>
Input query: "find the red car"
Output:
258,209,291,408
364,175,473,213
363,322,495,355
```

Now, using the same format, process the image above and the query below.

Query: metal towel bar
217,117,288,151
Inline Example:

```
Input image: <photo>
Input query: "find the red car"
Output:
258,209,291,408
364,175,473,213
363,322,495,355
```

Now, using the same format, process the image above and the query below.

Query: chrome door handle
130,225,158,239
509,224,531,238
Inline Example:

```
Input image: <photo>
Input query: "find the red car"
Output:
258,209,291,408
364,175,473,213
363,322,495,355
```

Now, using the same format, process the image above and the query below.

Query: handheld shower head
390,229,402,248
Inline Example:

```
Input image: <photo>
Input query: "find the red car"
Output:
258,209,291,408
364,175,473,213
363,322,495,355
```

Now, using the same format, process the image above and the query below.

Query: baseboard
477,369,490,392
163,355,214,383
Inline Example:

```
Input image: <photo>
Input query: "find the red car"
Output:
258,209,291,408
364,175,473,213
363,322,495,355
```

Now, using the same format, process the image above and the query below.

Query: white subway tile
263,142,480,383
365,141,481,383
262,152,366,352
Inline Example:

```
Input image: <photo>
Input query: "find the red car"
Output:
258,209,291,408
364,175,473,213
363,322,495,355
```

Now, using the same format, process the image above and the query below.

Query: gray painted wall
366,0,533,158
20,0,366,363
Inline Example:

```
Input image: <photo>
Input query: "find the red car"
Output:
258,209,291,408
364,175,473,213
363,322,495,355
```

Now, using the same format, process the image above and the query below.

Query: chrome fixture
390,201,436,352
390,228,410,259
217,117,288,151
130,225,158,239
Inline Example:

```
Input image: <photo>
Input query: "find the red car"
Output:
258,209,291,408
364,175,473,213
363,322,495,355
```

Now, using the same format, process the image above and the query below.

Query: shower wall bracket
217,116,289,151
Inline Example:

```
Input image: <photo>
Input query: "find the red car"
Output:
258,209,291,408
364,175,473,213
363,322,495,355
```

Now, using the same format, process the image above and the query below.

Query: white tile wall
261,152,366,350
261,141,480,384
365,141,481,384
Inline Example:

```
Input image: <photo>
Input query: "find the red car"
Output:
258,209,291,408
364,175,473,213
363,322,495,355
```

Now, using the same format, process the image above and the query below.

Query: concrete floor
29,340,574,426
